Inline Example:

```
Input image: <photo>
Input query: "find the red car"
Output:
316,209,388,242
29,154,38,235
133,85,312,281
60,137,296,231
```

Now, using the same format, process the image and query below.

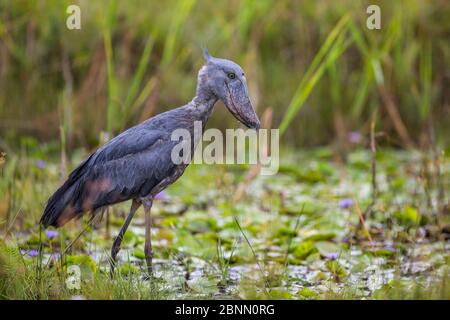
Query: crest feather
203,48,212,62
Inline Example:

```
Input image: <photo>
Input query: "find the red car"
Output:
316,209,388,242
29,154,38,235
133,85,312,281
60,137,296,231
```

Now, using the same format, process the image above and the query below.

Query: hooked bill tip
245,120,260,130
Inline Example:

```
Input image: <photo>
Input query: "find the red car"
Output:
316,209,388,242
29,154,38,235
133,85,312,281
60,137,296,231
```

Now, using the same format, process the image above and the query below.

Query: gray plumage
41,103,215,227
40,50,260,275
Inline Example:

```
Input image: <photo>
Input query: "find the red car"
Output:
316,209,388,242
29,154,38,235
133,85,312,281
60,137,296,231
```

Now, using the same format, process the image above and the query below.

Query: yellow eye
227,72,236,79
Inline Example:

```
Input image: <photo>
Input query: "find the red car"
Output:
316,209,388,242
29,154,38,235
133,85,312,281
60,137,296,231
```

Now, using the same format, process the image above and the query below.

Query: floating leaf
304,233,336,242
269,289,292,299
293,241,316,260
132,250,145,260
351,261,368,273
367,248,396,257
297,287,318,299
394,206,420,226
315,241,341,258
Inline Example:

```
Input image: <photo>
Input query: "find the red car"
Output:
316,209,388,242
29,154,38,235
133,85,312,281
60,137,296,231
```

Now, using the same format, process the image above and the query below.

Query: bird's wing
42,125,179,227
68,126,165,182
75,139,179,211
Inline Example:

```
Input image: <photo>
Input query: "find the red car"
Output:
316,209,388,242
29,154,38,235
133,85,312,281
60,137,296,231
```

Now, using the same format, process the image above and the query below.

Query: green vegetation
0,147,448,299
0,1,449,146
0,1,449,300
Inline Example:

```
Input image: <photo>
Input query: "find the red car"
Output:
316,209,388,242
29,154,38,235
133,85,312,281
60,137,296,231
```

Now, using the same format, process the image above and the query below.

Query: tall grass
0,1,448,148
0,239,167,299
279,14,351,135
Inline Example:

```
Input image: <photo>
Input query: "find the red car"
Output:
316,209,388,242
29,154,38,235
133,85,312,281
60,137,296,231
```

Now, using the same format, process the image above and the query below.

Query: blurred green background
0,1,449,300
0,0,449,151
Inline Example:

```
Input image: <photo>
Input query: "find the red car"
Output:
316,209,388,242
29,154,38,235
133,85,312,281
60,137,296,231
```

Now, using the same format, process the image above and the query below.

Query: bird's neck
190,94,217,125
192,66,217,123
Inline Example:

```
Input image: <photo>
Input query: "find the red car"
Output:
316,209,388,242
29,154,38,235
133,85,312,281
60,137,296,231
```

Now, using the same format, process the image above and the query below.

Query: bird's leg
110,199,141,277
105,206,110,239
142,196,154,277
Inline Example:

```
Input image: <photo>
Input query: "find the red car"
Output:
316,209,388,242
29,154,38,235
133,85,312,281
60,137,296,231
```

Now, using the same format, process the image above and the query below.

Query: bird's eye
227,72,236,79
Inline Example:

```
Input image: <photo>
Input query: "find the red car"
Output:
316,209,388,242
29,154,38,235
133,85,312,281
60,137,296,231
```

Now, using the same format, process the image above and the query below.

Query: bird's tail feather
40,153,97,228
40,180,83,228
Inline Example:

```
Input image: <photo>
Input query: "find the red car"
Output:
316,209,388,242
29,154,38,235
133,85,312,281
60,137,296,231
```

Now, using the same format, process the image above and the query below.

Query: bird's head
197,49,260,129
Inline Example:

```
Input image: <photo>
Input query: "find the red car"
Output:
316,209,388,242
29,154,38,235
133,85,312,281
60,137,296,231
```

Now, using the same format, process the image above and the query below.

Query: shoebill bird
40,50,260,276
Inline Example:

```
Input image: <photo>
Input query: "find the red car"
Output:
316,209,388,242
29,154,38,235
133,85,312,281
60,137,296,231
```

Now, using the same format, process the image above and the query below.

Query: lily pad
293,241,316,260
304,233,336,242
132,250,145,260
297,287,318,299
394,206,420,226
314,241,341,257
269,289,292,299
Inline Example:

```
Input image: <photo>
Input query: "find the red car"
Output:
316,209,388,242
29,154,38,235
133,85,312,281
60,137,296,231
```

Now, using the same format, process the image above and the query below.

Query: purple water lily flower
34,160,47,169
348,131,362,144
45,230,59,239
324,252,339,260
339,198,353,209
27,249,39,257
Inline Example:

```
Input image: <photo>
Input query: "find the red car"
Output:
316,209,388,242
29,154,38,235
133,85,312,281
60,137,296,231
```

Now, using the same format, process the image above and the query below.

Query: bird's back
41,103,201,227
